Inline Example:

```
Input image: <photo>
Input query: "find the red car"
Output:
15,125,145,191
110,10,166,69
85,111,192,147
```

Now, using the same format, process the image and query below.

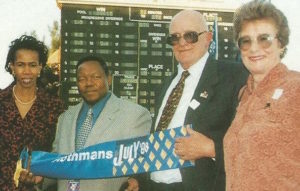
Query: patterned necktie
156,70,190,131
75,108,93,151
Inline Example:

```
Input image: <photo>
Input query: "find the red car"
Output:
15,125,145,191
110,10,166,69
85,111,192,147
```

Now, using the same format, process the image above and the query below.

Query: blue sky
0,0,299,89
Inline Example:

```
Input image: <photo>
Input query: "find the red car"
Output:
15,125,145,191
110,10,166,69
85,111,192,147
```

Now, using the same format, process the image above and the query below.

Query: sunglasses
237,34,278,51
166,31,207,46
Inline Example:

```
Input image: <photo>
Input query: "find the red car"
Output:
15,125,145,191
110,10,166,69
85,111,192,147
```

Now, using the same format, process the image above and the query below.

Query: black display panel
60,4,238,115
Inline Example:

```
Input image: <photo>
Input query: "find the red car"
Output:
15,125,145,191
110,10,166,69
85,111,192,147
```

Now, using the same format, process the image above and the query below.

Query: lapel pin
200,91,208,99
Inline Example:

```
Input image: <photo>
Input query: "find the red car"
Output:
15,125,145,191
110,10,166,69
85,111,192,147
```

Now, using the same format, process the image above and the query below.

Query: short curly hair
5,35,49,74
76,55,109,76
233,0,290,58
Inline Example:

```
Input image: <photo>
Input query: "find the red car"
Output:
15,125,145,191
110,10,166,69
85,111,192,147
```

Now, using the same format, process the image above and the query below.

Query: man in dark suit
147,10,247,191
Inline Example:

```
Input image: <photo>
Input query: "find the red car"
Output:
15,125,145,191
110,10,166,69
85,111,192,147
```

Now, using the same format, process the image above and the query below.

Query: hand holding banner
14,125,194,186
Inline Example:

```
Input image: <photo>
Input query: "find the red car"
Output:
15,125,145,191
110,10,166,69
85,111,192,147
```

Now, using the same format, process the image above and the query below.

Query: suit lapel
68,103,83,152
185,57,219,123
152,57,220,132
86,94,120,144
195,57,219,100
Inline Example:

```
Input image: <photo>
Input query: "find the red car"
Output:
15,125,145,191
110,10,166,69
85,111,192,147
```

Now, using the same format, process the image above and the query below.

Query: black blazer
150,56,248,191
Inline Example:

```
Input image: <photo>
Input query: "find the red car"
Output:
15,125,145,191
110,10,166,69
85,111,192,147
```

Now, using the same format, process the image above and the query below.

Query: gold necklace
13,85,37,105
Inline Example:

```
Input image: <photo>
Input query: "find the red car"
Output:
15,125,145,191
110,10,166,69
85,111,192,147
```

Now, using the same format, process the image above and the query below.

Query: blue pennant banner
19,125,194,179
208,15,218,60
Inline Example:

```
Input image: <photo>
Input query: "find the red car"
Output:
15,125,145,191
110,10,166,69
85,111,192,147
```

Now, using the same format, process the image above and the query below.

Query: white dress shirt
151,52,209,184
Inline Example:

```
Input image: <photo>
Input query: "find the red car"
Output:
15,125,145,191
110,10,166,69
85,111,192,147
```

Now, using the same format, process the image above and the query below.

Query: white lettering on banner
51,141,149,165
52,150,113,163
113,141,149,166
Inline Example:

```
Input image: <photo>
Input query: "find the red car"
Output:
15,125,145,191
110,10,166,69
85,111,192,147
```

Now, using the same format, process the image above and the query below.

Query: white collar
177,52,209,78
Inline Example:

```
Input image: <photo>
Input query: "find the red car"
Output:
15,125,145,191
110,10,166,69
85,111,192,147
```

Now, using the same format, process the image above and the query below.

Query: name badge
272,88,283,100
67,180,80,191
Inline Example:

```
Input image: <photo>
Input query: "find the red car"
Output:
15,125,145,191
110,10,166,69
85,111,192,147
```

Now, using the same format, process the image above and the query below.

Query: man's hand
125,178,139,191
174,127,215,160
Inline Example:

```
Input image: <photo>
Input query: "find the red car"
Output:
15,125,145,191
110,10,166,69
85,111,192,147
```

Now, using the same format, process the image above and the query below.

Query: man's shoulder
60,102,82,117
112,95,149,113
119,97,147,110
212,59,248,80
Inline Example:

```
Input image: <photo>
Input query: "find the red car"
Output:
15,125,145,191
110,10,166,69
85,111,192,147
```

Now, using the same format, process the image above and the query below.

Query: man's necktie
75,108,93,151
156,70,190,131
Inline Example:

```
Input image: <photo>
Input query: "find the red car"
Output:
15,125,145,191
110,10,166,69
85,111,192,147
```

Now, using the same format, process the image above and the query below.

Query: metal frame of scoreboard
57,0,239,11
57,0,239,115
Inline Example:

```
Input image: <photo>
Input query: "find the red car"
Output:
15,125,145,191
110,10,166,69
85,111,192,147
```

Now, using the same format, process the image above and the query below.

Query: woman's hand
19,169,43,185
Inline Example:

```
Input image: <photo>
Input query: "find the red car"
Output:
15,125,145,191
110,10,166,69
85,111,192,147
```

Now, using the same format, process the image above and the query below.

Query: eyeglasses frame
166,31,207,46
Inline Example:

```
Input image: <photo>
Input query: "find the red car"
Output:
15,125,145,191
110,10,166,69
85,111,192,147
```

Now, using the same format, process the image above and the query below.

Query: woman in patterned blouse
0,35,65,191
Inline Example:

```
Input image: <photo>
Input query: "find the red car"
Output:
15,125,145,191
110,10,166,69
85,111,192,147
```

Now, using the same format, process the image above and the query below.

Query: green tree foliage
48,20,60,55
42,20,61,95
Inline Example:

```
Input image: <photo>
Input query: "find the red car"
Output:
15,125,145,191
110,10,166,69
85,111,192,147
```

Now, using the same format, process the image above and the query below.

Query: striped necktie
75,108,93,151
156,70,190,131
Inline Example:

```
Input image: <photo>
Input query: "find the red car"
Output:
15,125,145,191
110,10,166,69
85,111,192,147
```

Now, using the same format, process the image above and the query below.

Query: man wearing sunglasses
146,10,248,191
